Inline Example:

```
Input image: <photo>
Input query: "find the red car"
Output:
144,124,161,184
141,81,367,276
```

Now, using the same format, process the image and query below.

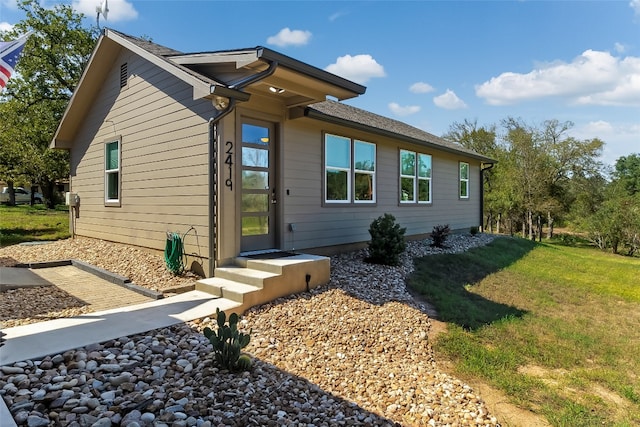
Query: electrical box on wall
66,192,78,207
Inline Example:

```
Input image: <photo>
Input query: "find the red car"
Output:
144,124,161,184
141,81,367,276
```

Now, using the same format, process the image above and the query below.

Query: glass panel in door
241,122,276,251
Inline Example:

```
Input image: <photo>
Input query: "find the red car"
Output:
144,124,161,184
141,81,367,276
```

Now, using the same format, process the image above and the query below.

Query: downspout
207,59,279,277
480,162,494,233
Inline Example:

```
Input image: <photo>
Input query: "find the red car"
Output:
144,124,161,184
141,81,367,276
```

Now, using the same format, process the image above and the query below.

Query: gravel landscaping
0,234,501,426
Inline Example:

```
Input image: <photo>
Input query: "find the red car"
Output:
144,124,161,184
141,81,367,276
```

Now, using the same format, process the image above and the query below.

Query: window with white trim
418,153,432,203
325,134,376,204
400,150,432,204
459,161,469,199
105,139,120,204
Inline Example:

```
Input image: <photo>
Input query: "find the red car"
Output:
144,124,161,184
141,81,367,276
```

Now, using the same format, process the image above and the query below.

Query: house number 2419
225,141,233,190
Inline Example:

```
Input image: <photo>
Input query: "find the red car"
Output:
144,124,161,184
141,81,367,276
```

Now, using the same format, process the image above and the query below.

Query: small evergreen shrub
470,226,479,236
431,224,450,248
367,213,406,266
203,308,252,372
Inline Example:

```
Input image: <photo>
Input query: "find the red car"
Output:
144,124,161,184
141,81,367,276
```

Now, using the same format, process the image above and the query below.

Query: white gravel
0,233,501,426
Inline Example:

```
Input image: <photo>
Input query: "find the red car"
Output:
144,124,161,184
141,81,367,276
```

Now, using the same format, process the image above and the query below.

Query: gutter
206,60,278,277
480,162,495,232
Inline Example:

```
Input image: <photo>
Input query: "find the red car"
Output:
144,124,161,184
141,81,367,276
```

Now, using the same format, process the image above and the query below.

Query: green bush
470,226,479,236
366,213,406,266
431,224,450,248
203,308,252,372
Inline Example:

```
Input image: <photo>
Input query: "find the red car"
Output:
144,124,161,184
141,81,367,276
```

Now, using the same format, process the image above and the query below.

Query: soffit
171,48,365,106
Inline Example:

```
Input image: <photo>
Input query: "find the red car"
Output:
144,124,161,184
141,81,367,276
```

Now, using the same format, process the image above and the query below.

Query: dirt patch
414,284,552,427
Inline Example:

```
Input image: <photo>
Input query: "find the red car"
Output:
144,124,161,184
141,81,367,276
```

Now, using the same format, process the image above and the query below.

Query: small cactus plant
203,308,252,372
237,354,252,371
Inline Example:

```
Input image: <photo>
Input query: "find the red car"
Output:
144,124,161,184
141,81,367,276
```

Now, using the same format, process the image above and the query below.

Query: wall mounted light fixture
212,95,230,111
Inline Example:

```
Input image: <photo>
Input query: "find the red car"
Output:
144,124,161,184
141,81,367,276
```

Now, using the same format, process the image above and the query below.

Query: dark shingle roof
110,30,183,56
306,100,494,162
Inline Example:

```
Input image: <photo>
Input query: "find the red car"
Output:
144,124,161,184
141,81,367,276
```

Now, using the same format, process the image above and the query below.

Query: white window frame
354,140,376,204
105,138,121,206
459,161,469,199
400,150,432,204
324,134,376,204
418,153,432,204
400,149,416,203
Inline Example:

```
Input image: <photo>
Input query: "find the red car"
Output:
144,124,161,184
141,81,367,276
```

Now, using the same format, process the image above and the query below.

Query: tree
443,119,506,232
613,154,640,196
0,0,97,208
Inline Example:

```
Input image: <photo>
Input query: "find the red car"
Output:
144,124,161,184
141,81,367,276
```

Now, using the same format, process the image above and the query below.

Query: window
105,139,120,205
400,150,432,204
400,150,415,202
459,161,469,199
325,134,376,204
354,140,376,202
418,153,432,203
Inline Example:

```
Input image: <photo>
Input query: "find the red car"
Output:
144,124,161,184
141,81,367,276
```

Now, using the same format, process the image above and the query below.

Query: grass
0,204,70,247
408,236,640,426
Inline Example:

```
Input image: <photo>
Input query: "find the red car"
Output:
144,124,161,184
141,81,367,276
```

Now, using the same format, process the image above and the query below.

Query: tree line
444,119,639,256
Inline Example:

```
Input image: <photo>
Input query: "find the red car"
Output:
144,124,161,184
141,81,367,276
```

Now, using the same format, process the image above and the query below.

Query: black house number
225,141,233,190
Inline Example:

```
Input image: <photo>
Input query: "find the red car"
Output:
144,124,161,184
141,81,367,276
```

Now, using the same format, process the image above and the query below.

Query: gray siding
70,49,212,270
280,117,481,251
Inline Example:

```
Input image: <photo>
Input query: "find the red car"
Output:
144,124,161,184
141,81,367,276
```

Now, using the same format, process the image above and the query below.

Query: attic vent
119,63,128,88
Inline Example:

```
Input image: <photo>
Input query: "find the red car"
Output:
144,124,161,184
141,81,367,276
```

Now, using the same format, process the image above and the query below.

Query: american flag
0,32,32,90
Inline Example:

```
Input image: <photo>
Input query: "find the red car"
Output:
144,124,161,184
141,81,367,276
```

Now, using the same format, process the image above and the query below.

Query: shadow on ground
407,236,535,330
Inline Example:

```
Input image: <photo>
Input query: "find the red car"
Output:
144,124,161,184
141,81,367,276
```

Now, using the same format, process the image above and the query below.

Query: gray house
52,29,494,284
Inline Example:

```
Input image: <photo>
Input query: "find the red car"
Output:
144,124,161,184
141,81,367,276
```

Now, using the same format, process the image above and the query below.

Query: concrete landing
0,267,52,291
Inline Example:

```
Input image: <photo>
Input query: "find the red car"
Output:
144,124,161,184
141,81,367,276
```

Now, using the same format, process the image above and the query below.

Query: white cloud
572,120,640,165
266,28,312,47
631,0,640,16
325,54,386,84
388,102,420,116
409,82,435,94
0,22,14,33
476,50,640,107
72,0,138,22
329,11,348,22
433,89,468,110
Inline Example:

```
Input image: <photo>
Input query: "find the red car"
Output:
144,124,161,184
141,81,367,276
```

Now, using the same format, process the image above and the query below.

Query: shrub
203,308,252,372
470,226,479,236
367,213,406,266
431,224,450,248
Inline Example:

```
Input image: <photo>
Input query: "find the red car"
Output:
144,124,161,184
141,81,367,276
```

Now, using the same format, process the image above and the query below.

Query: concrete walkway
0,266,242,425
0,290,240,366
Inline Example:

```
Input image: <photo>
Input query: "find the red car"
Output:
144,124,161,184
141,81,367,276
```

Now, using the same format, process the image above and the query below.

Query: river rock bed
1,234,500,426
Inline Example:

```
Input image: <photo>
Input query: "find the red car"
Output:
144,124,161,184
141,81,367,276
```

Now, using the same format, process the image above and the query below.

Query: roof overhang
171,47,366,106
302,107,496,163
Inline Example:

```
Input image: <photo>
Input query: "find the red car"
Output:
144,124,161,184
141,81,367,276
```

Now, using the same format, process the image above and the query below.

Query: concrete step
214,266,279,288
196,277,261,303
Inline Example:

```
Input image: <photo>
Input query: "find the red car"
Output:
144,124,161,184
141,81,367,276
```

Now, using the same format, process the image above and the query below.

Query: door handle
271,187,277,204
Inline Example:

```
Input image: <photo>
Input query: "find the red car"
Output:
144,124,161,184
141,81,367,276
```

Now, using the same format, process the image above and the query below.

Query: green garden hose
164,232,185,275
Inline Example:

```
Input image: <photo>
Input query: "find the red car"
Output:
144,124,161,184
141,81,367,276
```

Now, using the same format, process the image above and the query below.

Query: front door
240,120,277,252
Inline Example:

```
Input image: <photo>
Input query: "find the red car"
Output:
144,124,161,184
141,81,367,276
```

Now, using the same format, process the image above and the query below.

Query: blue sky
2,0,639,166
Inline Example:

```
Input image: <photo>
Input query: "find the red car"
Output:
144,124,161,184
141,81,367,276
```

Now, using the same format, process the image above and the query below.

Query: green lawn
0,204,70,247
408,236,640,426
